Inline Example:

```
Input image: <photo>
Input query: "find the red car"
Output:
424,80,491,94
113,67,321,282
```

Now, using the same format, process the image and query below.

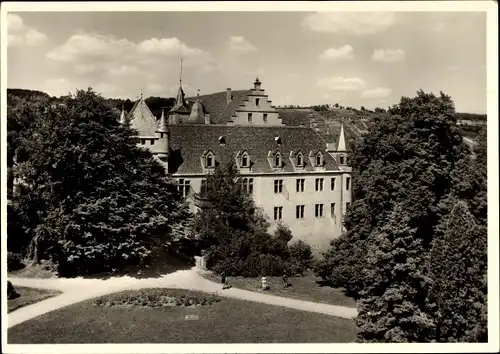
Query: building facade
122,78,352,254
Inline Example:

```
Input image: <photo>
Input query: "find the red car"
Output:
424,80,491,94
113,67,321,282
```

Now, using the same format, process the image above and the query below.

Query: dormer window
275,137,282,147
339,155,345,165
275,152,282,167
296,152,303,166
315,152,323,167
219,136,226,146
206,155,214,167
242,154,249,167
203,151,216,169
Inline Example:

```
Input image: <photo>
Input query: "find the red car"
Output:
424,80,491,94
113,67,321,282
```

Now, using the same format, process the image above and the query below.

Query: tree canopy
317,90,488,342
10,89,191,276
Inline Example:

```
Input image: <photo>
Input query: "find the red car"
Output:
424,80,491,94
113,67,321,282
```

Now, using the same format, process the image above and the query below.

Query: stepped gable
168,125,341,174
185,90,250,124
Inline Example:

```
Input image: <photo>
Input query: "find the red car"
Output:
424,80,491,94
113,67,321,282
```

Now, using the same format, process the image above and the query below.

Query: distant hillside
7,88,52,99
7,88,486,144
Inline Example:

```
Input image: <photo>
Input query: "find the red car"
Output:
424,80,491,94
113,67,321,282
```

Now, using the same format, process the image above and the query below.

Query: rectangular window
330,203,335,217
200,179,208,197
240,178,254,194
274,206,283,221
242,155,248,167
315,178,324,192
346,177,351,191
150,139,155,145
296,205,305,219
141,139,146,145
331,178,335,191
256,98,260,106
248,113,253,123
296,178,305,192
263,113,268,123
315,204,324,218
339,156,345,165
178,179,191,198
274,179,283,194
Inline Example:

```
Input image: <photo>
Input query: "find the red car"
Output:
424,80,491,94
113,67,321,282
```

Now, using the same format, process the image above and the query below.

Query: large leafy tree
191,163,310,276
318,90,478,341
11,89,191,276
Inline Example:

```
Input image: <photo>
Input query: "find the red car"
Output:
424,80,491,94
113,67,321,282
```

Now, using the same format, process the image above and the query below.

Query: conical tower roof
119,105,129,125
336,119,347,152
187,91,207,124
157,109,170,132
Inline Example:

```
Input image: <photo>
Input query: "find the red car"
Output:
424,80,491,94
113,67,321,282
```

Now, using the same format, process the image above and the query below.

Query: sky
6,11,487,113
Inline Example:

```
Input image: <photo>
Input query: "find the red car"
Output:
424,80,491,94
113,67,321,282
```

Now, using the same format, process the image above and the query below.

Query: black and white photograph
1,1,498,352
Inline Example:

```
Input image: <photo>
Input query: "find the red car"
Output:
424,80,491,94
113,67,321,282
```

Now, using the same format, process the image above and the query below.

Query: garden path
8,267,358,329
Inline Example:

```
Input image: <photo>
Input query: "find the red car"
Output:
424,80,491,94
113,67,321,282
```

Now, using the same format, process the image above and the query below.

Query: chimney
226,88,232,106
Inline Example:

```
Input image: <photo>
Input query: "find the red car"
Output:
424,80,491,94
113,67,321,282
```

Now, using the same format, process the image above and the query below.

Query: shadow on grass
76,250,195,280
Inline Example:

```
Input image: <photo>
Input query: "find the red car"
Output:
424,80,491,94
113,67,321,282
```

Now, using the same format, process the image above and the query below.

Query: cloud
372,49,406,63
7,14,48,47
227,36,257,53
317,76,367,91
109,65,141,76
43,78,76,97
146,83,164,95
46,32,214,75
361,87,392,99
302,12,396,35
94,83,117,96
319,45,355,61
75,64,97,74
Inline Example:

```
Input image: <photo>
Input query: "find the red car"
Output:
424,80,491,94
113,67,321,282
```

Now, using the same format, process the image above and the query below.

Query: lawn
202,272,357,308
8,288,357,343
8,286,62,313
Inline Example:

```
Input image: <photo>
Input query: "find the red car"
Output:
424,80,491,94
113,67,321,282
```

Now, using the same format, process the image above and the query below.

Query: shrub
93,289,220,308
7,252,25,272
288,240,313,275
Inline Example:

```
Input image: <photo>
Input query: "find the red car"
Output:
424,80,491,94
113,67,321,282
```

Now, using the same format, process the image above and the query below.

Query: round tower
156,108,170,162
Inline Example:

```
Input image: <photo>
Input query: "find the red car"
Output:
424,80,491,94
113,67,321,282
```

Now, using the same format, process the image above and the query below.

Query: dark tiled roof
277,109,311,126
168,125,340,174
186,90,251,124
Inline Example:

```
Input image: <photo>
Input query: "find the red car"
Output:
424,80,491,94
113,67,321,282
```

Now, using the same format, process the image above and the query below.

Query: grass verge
8,286,62,313
202,272,357,308
8,288,357,343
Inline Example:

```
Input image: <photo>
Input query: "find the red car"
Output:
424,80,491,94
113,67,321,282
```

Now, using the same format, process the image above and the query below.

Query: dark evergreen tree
318,90,477,342
12,89,191,276
426,201,487,342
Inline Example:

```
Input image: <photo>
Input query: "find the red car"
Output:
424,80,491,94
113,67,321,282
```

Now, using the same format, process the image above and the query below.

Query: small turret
254,77,262,90
119,105,129,126
156,108,170,163
335,119,348,166
188,89,208,124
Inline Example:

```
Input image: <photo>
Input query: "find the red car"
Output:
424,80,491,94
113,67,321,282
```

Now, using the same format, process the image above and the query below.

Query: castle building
122,77,352,254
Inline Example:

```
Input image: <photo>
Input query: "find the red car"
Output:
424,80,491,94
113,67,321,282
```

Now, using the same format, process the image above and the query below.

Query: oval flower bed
93,288,220,308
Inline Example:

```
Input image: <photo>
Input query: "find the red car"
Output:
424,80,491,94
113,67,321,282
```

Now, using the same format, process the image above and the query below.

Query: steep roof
170,85,190,114
127,97,158,137
277,109,311,126
168,125,340,174
185,90,250,124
